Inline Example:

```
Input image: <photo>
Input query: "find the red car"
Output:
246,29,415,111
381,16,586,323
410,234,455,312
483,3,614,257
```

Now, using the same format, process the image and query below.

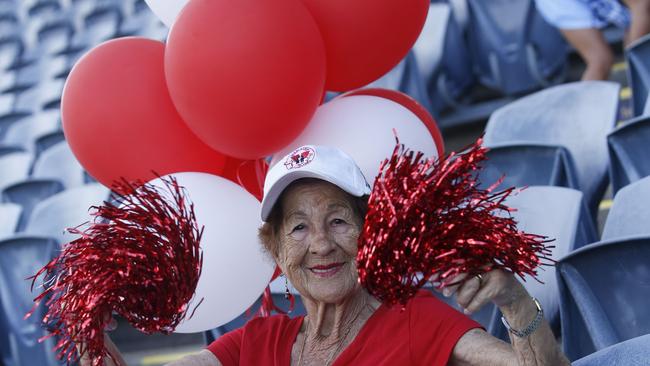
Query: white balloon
272,95,440,184
147,172,275,333
145,0,188,27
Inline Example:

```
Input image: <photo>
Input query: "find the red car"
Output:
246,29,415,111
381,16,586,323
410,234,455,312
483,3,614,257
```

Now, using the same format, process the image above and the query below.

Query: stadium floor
114,55,633,366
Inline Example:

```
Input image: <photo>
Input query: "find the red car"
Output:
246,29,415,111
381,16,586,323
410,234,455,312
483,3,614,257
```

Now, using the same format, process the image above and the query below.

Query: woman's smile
308,262,346,278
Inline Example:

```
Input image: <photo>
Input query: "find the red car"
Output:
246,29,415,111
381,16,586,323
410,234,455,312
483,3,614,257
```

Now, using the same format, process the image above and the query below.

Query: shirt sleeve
409,292,483,365
207,328,244,366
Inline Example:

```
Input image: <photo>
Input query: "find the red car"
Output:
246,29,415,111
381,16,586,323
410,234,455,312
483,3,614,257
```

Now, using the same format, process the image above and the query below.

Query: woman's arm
441,270,570,366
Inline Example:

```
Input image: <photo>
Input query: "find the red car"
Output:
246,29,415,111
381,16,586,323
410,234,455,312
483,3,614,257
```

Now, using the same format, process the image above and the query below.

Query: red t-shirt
207,291,481,365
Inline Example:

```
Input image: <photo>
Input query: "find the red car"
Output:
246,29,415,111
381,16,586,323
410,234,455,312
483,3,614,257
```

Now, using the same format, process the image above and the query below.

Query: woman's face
275,181,363,304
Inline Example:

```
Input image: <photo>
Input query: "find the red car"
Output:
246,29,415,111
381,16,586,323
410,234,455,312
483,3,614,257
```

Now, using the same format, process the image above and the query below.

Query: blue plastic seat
0,203,20,240
626,33,650,117
32,141,86,189
414,2,474,118
2,179,64,231
572,334,650,366
484,81,620,219
0,146,24,158
2,110,60,152
0,35,23,70
607,115,650,194
557,237,650,361
0,235,59,366
466,0,567,95
81,4,123,45
601,176,650,241
0,152,31,192
480,143,598,245
0,113,31,142
24,183,110,244
34,130,64,158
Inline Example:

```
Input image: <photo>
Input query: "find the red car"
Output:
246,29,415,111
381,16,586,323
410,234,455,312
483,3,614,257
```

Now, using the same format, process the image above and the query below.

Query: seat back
1,179,65,231
32,141,85,188
24,183,109,244
0,235,59,366
2,111,60,152
0,152,31,191
557,238,650,361
0,203,20,240
466,0,566,95
484,81,619,216
502,187,584,332
607,115,650,194
602,176,650,240
626,33,650,117
572,334,650,366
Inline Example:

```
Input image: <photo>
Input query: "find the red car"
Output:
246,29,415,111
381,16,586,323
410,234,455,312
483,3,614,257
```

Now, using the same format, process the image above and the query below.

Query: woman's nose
309,228,336,256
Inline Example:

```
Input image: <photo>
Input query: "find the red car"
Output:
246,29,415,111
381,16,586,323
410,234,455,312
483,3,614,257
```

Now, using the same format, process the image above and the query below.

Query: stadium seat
81,4,123,45
34,18,76,56
571,334,650,366
0,152,31,191
0,203,20,239
484,81,620,219
466,0,567,95
1,179,65,231
1,111,60,152
557,237,650,361
365,52,433,114
494,186,588,338
24,183,110,244
0,35,23,70
0,113,31,142
601,176,650,240
626,33,650,117
0,235,59,366
608,115,650,194
479,143,598,245
34,129,64,158
0,145,24,158
415,1,474,118
13,80,65,112
32,141,86,188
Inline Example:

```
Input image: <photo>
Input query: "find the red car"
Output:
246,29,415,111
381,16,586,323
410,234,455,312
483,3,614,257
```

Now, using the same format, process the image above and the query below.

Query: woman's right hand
78,313,127,366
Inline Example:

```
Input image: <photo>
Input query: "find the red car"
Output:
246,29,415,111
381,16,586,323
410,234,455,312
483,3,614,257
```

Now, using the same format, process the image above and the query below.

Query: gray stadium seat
601,176,650,241
626,33,650,117
1,111,60,152
0,35,23,70
0,145,24,158
572,334,650,366
607,115,650,194
414,1,474,119
34,129,64,158
2,179,65,231
24,183,110,244
0,152,31,191
484,81,620,218
557,237,650,361
13,80,64,112
0,203,20,239
0,112,30,141
495,186,588,337
32,141,85,188
81,4,123,45
466,0,567,95
0,235,59,366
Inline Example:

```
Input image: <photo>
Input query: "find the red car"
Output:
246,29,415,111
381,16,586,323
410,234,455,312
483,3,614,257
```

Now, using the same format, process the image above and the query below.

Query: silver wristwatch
501,297,544,338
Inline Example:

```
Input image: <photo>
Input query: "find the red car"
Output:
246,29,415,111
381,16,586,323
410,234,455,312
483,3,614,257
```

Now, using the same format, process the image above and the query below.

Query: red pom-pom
27,176,203,365
357,138,553,306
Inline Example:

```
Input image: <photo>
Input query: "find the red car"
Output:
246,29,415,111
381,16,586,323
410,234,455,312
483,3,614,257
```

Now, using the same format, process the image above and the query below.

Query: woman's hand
78,313,127,366
432,269,528,314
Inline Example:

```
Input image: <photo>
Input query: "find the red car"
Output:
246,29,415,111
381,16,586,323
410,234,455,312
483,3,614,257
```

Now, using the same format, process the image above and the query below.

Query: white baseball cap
261,145,372,221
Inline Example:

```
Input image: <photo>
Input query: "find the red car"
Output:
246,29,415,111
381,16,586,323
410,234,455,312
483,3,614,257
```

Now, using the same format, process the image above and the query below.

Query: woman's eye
291,224,306,233
331,218,346,226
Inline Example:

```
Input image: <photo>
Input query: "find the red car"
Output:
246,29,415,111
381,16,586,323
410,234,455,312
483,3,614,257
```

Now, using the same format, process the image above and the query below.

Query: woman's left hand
431,269,528,314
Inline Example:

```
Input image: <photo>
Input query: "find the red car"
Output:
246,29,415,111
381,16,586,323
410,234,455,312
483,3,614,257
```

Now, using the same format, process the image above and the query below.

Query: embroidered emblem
284,146,315,170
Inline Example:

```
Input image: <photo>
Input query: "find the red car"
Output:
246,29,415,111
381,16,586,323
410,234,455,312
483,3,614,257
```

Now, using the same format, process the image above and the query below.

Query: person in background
535,0,650,80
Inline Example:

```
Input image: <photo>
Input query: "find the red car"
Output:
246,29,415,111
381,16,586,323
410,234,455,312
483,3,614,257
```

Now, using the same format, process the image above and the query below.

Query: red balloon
165,0,326,159
300,0,429,92
62,37,227,188
343,88,445,157
220,157,268,201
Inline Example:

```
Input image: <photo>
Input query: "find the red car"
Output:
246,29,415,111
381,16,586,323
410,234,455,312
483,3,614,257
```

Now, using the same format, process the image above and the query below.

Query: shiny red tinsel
357,138,553,306
27,176,203,366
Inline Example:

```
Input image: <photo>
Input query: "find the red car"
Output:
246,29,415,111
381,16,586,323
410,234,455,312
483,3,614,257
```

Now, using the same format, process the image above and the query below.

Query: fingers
463,285,495,314
441,273,467,297
455,275,482,310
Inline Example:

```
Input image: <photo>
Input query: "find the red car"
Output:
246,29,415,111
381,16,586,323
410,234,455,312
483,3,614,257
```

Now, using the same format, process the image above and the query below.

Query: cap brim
261,170,366,221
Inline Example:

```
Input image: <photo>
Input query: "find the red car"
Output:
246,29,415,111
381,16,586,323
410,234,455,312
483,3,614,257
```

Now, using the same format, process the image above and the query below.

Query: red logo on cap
284,147,315,170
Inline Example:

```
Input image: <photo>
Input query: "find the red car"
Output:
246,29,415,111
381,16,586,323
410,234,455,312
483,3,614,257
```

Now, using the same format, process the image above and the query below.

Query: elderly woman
92,145,569,366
